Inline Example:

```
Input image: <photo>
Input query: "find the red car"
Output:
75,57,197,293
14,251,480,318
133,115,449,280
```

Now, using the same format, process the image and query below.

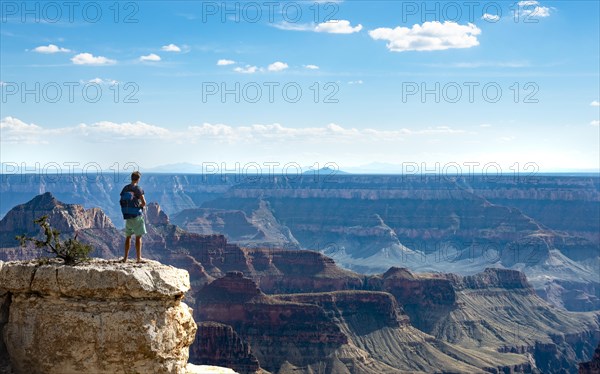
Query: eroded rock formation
191,322,259,374
0,193,121,260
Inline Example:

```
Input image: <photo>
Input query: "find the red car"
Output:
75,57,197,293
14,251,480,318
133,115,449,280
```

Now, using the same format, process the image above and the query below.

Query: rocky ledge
0,259,200,374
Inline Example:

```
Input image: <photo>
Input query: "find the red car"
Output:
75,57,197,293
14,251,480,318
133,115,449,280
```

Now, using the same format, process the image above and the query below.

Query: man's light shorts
125,216,147,237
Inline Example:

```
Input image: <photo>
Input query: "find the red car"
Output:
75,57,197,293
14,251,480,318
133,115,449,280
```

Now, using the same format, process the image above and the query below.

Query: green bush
16,215,93,265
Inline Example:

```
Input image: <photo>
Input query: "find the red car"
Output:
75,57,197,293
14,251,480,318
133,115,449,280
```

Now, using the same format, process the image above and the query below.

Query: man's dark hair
131,171,142,182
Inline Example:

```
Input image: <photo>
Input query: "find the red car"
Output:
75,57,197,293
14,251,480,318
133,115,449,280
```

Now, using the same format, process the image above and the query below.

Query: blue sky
1,0,599,173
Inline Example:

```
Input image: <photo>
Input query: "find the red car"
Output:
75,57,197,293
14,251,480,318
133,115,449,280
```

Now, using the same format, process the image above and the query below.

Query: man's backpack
120,185,142,219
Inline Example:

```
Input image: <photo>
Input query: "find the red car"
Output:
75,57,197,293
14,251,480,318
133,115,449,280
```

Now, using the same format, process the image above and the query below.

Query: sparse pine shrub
16,215,93,265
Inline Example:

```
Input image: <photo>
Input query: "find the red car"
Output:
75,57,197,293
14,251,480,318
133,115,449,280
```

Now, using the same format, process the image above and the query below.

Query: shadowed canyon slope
0,193,599,373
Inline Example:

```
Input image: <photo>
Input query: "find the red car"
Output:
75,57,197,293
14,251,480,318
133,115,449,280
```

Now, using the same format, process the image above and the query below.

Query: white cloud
480,124,493,128
1,117,172,144
217,59,236,66
304,64,320,70
1,117,42,132
2,117,467,146
315,20,363,34
0,117,47,144
532,7,550,17
71,53,116,65
591,101,600,107
185,123,465,141
267,61,288,72
369,21,481,52
84,78,118,85
33,44,70,54
233,65,258,74
77,121,170,138
591,120,600,127
272,22,314,31
273,19,362,34
140,53,161,62
481,13,500,22
518,1,551,17
161,44,181,52
348,80,363,85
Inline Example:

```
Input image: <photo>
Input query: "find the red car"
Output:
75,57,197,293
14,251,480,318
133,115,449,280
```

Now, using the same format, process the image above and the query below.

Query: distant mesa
302,166,349,175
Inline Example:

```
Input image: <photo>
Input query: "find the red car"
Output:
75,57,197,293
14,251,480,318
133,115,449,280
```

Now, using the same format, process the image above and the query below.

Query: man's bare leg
135,236,143,262
123,235,132,262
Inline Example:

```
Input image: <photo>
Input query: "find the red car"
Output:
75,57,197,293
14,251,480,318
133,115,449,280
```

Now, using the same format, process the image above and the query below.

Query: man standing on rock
120,171,147,263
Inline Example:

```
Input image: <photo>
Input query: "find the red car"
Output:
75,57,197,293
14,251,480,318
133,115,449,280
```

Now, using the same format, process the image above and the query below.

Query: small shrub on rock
16,215,93,265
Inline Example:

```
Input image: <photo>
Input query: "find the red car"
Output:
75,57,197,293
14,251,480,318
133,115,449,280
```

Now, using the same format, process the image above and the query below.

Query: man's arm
140,194,147,208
